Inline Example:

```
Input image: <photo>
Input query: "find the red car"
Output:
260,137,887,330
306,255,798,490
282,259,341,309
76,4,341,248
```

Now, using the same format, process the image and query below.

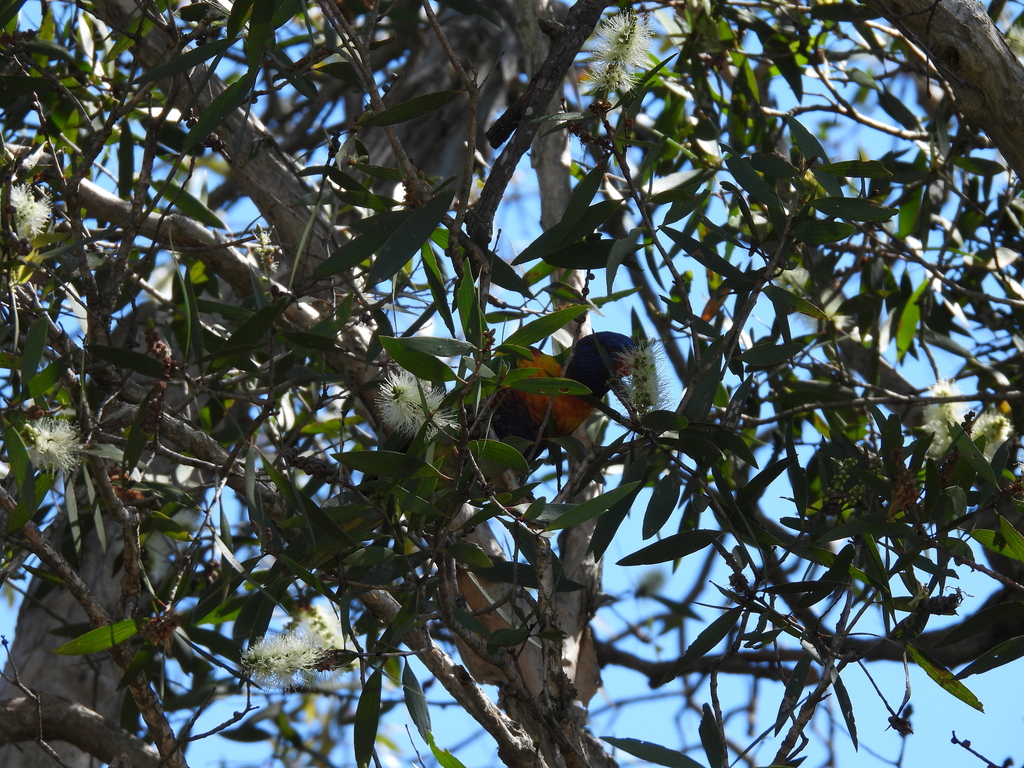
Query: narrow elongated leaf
54,619,140,655
184,73,254,150
811,197,897,221
135,38,234,85
88,345,166,378
358,90,461,126
437,0,502,27
509,377,590,396
935,602,1024,648
818,160,892,178
600,737,705,768
660,607,742,684
618,530,721,566
468,439,529,476
380,336,456,382
354,667,383,768
699,704,726,768
367,190,455,285
403,662,431,741
545,482,641,531
793,219,856,244
502,305,587,348
833,672,858,749
334,451,446,480
956,635,1024,678
906,644,984,711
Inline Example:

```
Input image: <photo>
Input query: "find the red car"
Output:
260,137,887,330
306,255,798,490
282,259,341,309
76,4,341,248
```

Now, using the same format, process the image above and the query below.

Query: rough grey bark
866,0,1024,178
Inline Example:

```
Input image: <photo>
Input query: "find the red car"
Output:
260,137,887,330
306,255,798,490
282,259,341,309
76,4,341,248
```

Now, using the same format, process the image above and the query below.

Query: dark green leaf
660,608,742,685
403,662,431,742
817,160,892,178
600,737,705,768
135,38,234,85
739,340,806,367
88,345,166,378
618,530,721,566
935,602,1024,648
184,73,254,150
354,668,383,768
509,377,590,396
793,219,856,244
956,635,1024,679
358,90,462,126
367,189,455,285
334,451,445,480
544,482,641,531
437,0,502,27
502,306,587,348
380,336,456,382
833,673,858,749
468,439,530,476
699,703,726,768
811,197,896,222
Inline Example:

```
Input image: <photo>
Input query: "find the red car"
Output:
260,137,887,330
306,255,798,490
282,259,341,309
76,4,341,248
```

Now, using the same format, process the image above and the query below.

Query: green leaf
643,474,681,539
426,733,470,768
811,197,897,222
398,337,476,357
358,90,462,126
508,377,590,396
786,115,831,164
502,305,587,348
698,703,726,768
600,737,705,768
334,450,446,480
817,160,893,178
617,530,721,566
445,540,493,569
970,515,1024,563
403,662,432,742
367,189,455,285
183,73,254,150
739,340,806,367
354,667,383,768
88,345,166,378
544,482,641,531
906,644,984,711
935,601,1024,648
833,672,858,749
21,316,48,383
725,155,786,233
793,219,856,244
775,653,812,734
956,635,1024,679
468,439,530,476
660,608,741,685
380,336,456,382
437,0,502,27
764,285,829,321
54,619,140,655
950,424,999,487
135,38,234,85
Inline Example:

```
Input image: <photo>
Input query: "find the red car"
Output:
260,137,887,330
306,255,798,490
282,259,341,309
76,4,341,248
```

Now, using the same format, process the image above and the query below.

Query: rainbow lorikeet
490,331,635,449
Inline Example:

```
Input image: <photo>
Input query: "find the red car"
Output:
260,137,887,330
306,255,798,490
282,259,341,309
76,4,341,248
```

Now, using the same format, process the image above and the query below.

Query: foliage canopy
3,1,1024,768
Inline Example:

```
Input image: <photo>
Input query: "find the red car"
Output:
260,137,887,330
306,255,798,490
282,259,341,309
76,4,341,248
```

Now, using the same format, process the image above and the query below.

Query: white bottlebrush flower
922,379,965,458
242,628,328,690
618,339,669,414
10,183,51,240
376,369,454,437
973,409,1014,461
586,10,654,94
25,417,81,474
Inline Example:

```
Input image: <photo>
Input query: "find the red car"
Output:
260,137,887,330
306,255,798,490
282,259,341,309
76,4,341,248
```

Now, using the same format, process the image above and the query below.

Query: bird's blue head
564,332,636,398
